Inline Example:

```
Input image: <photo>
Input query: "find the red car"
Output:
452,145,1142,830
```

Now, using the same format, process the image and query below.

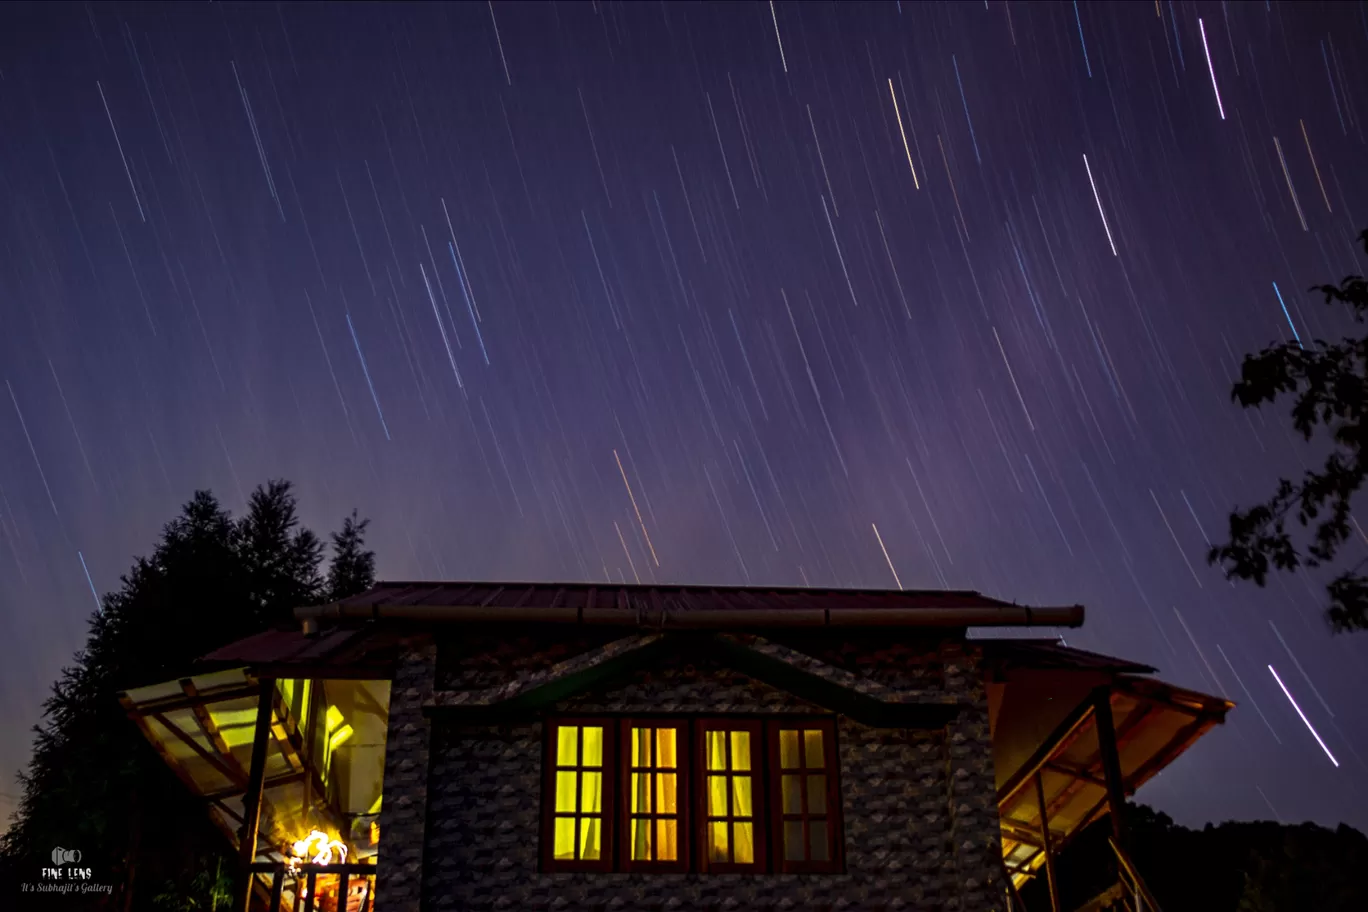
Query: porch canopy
117,626,398,867
982,640,1233,890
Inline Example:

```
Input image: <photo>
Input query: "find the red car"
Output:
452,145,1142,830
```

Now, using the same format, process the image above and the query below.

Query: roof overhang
293,581,1084,631
994,675,1232,887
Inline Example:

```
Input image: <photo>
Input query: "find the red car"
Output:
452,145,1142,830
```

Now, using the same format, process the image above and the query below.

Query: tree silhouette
0,480,375,911
1210,229,1368,633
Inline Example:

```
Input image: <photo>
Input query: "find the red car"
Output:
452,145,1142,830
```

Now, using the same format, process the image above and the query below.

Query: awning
994,674,1232,887
119,669,390,864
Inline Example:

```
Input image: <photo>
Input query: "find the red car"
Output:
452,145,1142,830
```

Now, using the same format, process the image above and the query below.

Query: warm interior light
288,829,349,870
329,723,354,753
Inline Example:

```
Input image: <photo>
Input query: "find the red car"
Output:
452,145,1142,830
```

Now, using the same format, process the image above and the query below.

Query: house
120,581,1232,912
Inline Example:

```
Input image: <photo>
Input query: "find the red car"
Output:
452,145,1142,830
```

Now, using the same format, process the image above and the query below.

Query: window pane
582,726,604,767
782,774,802,814
553,817,576,860
557,726,578,766
581,771,602,813
733,822,754,864
803,730,824,768
707,730,727,770
657,772,677,814
779,730,800,769
783,821,805,861
632,773,652,813
730,731,751,771
630,818,652,861
656,819,678,861
632,727,648,768
708,775,728,816
732,775,753,817
708,821,730,862
806,774,826,815
555,771,578,812
657,728,677,769
579,817,601,860
809,820,829,861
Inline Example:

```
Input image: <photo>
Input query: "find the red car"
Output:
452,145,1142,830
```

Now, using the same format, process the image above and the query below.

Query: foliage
1019,803,1368,912
0,480,375,911
1210,228,1368,632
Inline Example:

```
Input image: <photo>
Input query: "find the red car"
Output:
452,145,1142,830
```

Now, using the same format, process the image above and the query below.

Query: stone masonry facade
377,630,1004,912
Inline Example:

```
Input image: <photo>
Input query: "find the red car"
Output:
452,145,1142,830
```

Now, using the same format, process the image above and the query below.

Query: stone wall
408,637,1005,911
374,637,437,912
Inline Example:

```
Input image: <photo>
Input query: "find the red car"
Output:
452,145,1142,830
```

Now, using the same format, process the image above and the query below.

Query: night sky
2,1,1367,836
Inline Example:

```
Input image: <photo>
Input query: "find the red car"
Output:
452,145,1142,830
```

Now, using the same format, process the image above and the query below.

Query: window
542,721,612,871
541,717,841,873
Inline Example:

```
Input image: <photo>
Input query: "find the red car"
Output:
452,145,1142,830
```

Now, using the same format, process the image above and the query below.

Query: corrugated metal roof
199,625,391,670
979,639,1157,675
335,580,1034,614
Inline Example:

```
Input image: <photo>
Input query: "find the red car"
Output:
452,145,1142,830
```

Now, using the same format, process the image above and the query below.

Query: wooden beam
124,684,261,716
997,696,1097,807
236,680,275,912
1035,771,1061,912
268,688,306,774
1092,687,1128,848
1126,714,1216,792
203,770,309,803
121,697,207,798
150,711,246,789
1044,759,1107,788
181,679,247,778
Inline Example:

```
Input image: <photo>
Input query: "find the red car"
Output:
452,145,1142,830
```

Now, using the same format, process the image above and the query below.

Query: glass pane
657,773,677,815
807,774,826,814
557,726,578,766
782,774,802,814
708,775,728,816
632,727,648,768
804,730,825,768
707,730,727,770
581,771,602,813
657,728,677,769
730,731,751,771
732,775,753,817
582,727,604,767
809,820,829,861
632,773,651,813
708,821,730,862
779,730,800,769
553,817,576,860
784,821,805,861
656,819,678,861
631,818,652,861
555,771,578,812
734,822,754,864
579,817,601,860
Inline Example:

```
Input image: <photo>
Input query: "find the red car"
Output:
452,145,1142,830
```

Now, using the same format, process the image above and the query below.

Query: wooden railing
247,863,377,912
1108,838,1163,912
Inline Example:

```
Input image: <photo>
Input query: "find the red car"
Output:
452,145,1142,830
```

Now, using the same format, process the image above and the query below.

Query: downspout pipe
296,601,1084,629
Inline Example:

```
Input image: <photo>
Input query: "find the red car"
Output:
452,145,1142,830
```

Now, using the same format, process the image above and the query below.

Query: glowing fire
288,829,349,871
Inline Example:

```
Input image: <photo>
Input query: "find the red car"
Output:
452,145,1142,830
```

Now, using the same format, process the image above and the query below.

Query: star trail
1,1,1367,835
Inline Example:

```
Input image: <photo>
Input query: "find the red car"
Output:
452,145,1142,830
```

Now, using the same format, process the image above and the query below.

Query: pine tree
326,510,377,602
0,481,374,910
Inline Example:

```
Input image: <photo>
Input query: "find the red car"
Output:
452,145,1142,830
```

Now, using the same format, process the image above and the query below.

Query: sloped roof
295,580,1084,628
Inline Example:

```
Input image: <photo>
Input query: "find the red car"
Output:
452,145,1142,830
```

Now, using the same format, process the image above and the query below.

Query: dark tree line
0,480,375,911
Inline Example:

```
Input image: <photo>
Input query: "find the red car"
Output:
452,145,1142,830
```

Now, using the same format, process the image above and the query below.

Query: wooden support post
1035,771,1061,912
236,679,275,912
1093,686,1128,849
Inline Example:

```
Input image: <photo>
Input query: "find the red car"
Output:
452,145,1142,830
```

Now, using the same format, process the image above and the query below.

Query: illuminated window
547,723,607,868
541,717,841,874
700,721,764,872
773,722,840,872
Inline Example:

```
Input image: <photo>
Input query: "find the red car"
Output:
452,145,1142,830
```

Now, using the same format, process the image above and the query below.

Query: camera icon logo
51,847,82,866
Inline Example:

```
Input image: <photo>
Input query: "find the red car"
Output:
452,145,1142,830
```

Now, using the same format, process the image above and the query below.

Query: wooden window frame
693,718,767,873
767,717,844,873
617,718,691,873
540,714,843,875
540,717,616,873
